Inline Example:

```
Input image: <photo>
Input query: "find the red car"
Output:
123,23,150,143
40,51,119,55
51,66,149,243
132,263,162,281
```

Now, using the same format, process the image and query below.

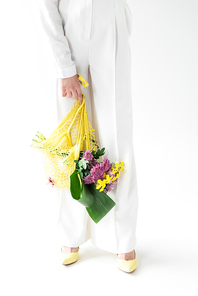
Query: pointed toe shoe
59,248,79,265
117,250,138,273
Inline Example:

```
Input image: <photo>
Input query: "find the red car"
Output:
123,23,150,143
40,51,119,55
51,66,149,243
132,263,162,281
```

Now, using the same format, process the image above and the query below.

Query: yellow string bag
31,75,96,190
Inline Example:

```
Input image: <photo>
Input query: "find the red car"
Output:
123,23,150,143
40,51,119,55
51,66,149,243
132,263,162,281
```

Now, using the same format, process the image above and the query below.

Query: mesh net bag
31,75,96,190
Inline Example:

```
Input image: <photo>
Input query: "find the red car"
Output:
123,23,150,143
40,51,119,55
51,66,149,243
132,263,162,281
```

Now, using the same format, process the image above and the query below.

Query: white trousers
54,0,138,254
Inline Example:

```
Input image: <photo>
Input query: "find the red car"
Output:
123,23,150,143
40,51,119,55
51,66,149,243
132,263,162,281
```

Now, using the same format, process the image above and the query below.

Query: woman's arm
38,0,77,78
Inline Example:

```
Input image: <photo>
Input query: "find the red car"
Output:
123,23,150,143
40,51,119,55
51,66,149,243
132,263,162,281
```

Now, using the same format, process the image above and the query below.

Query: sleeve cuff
55,63,77,78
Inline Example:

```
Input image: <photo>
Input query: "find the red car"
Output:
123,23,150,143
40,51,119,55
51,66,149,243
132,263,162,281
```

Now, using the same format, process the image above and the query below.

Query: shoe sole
62,260,78,266
118,266,137,273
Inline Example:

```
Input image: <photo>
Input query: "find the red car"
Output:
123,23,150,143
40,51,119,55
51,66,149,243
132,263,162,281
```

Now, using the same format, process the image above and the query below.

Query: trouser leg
87,0,139,254
54,0,97,247
55,68,92,247
55,0,138,252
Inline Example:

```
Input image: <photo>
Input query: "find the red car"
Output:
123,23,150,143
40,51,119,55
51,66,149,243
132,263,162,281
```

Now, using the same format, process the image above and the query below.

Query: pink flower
90,164,104,182
89,161,99,169
48,177,54,186
106,169,114,177
105,179,117,192
83,175,94,184
83,150,93,162
106,182,115,192
100,158,111,173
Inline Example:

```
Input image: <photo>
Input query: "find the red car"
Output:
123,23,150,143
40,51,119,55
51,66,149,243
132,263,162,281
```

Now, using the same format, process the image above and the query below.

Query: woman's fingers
77,90,83,104
61,89,67,97
60,75,83,104
67,91,72,98
72,90,78,100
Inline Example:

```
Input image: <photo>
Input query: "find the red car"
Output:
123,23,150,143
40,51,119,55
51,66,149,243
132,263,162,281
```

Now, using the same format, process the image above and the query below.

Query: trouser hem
91,239,137,254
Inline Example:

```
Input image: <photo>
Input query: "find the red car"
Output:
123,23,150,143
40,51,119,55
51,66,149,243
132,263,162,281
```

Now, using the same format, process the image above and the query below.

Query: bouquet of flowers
31,74,124,223
69,137,124,223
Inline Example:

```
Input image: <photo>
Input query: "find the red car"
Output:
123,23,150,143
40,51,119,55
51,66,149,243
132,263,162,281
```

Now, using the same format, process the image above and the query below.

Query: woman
38,0,138,273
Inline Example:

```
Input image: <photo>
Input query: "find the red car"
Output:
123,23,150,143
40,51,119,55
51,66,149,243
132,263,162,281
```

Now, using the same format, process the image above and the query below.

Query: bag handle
78,74,89,88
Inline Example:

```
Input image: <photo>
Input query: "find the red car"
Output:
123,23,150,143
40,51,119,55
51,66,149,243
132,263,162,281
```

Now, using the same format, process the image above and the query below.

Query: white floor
3,237,197,296
1,173,197,296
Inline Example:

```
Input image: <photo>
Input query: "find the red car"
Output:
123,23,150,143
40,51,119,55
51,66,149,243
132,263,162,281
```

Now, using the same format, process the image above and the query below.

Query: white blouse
38,0,77,78
38,0,132,79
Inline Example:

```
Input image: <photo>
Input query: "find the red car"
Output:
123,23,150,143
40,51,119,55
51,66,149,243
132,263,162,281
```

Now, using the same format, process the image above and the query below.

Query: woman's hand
60,74,83,104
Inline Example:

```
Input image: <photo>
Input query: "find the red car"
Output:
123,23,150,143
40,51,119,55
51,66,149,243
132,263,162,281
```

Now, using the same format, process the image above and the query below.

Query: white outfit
38,0,138,254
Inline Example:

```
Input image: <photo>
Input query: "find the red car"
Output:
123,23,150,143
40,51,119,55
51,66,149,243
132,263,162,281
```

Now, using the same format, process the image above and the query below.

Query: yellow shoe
59,247,79,265
117,250,138,273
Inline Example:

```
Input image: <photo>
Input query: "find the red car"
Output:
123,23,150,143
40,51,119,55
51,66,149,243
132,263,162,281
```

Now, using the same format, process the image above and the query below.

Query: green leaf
93,147,106,159
70,171,81,200
85,183,116,223
80,183,95,207
70,171,116,224
70,171,94,207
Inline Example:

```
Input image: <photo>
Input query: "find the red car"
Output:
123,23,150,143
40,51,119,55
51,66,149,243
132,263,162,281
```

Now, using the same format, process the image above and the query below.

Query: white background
0,0,197,295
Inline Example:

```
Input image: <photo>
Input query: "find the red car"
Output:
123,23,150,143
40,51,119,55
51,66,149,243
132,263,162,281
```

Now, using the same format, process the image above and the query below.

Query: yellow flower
96,175,114,192
96,179,103,190
112,166,117,174
112,172,120,181
96,179,107,191
115,162,120,169
105,174,113,184
99,183,106,192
